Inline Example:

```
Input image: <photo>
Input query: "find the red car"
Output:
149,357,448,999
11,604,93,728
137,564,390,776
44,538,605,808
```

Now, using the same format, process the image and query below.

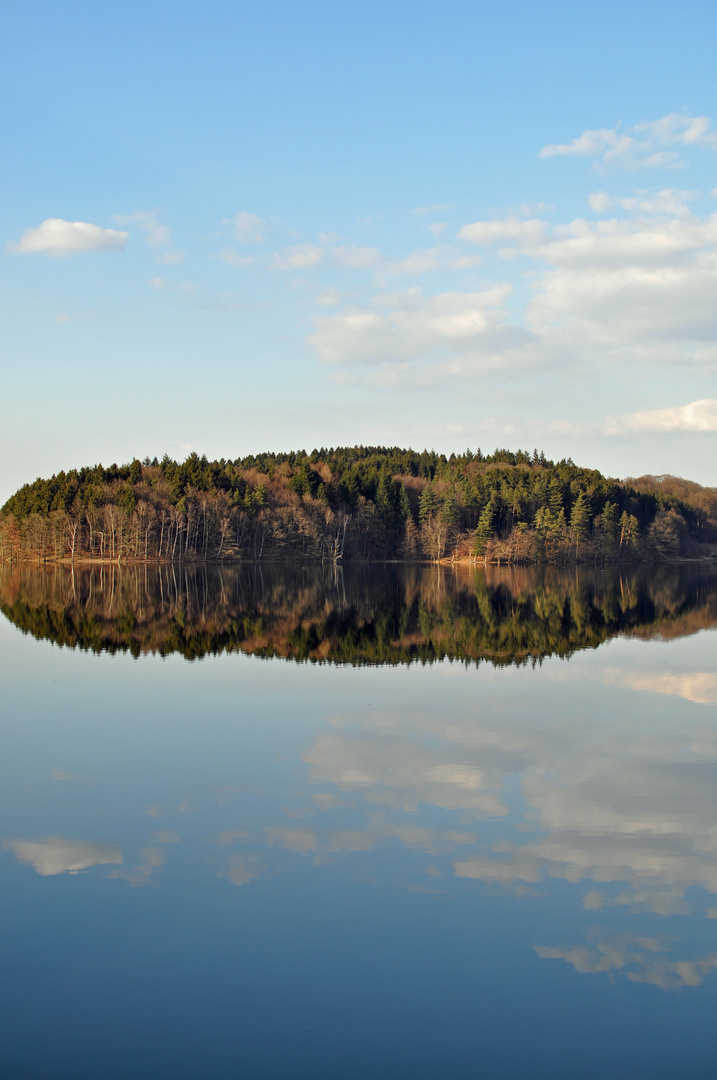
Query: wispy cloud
540,112,717,170
215,250,254,268
307,190,717,388
158,251,185,264
588,188,697,216
458,216,545,246
114,210,171,247
331,245,382,270
227,211,265,243
270,243,324,270
308,285,522,387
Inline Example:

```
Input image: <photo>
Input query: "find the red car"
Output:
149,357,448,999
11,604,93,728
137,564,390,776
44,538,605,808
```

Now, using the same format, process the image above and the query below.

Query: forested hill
1,446,716,564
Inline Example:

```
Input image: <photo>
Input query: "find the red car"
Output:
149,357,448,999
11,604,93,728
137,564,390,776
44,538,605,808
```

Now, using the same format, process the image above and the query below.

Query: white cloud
512,211,717,369
8,218,128,256
159,251,185,264
330,245,382,269
316,287,347,307
302,170,717,389
549,399,717,437
307,285,524,384
141,219,170,247
589,189,696,216
216,250,254,268
114,210,171,247
270,243,324,270
307,192,717,387
150,276,168,290
540,112,717,170
390,246,482,276
228,211,264,243
3,836,122,876
603,399,717,434
588,191,612,213
458,216,546,247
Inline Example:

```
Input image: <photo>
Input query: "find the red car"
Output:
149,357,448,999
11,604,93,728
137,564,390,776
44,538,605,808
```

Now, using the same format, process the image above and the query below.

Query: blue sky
2,0,717,501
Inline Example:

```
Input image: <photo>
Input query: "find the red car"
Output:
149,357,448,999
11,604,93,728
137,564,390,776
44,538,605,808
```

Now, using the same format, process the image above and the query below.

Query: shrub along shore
1,446,716,565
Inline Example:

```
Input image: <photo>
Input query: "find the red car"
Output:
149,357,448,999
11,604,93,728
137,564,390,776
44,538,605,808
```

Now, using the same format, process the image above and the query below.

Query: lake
1,561,717,1078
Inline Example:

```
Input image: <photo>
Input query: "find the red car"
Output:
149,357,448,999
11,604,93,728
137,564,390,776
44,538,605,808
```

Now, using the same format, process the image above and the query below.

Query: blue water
1,565,717,1078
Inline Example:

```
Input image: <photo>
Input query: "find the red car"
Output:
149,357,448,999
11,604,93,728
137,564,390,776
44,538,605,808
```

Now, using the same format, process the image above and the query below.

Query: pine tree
600,501,620,542
398,483,413,522
548,478,563,515
375,467,397,527
473,503,494,556
419,484,439,524
441,487,459,528
619,511,638,548
570,491,591,556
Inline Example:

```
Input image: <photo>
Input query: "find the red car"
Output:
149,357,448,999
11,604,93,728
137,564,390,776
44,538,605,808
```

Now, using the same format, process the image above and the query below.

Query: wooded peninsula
1,446,716,565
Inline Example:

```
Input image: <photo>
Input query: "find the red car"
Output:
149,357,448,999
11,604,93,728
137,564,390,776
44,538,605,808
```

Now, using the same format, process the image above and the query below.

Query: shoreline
1,553,716,569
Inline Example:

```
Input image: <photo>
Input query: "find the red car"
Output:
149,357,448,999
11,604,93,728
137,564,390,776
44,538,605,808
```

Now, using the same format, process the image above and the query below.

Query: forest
1,446,716,565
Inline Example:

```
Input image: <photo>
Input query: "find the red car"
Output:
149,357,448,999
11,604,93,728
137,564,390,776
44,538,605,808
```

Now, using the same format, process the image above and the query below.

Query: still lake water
1,561,717,1079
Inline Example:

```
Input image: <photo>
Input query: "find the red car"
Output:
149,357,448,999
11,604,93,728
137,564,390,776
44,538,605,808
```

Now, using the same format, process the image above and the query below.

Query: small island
1,446,715,565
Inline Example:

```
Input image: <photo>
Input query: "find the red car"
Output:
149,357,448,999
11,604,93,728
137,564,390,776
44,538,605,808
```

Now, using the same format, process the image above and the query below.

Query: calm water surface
1,562,717,1079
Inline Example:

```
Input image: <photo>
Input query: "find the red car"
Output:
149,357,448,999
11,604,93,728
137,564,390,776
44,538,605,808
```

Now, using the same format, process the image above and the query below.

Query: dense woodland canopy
1,446,716,565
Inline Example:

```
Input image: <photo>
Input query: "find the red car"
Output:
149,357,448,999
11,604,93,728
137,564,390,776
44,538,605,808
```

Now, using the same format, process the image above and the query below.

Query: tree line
1,446,715,565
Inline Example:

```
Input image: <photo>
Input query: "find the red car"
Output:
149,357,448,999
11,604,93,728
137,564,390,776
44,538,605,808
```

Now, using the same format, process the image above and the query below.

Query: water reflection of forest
1,562,716,665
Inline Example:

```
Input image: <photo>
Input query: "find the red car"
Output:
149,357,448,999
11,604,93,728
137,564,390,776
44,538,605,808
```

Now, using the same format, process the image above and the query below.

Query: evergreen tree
473,503,494,556
570,491,591,555
547,478,564,515
600,500,620,541
419,484,439,524
619,511,639,549
375,467,397,527
398,483,413,522
441,487,459,528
